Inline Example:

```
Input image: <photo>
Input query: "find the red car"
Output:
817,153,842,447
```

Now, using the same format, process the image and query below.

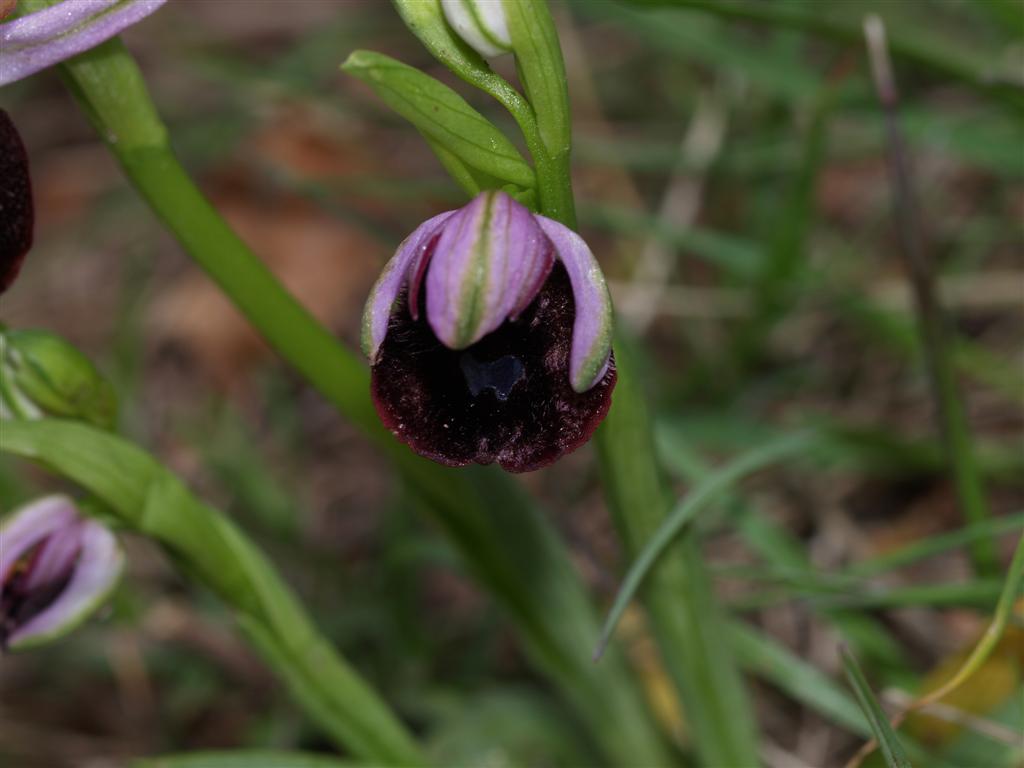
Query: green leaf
731,622,870,737
342,50,535,190
842,646,914,768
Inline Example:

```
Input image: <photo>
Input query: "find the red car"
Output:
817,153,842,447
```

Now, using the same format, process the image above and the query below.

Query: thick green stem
595,338,762,768
514,5,761,762
57,36,671,768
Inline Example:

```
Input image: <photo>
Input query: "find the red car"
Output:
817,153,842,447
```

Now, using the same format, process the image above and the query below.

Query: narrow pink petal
9,518,123,649
535,216,614,392
0,0,167,86
361,210,455,362
22,521,83,591
0,496,76,586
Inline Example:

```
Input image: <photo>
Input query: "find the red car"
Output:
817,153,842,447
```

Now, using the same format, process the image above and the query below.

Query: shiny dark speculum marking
371,264,616,472
459,352,525,401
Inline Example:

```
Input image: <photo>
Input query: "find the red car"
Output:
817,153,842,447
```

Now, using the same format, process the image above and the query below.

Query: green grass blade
841,647,914,768
597,425,816,657
619,0,1024,110
731,622,870,737
850,513,1024,579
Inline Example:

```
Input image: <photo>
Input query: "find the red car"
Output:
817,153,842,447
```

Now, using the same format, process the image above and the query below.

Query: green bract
342,50,535,194
0,328,117,428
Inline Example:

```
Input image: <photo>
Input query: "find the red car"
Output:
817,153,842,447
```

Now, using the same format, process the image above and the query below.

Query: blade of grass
731,622,870,737
657,425,908,668
620,0,1024,110
597,425,815,658
734,580,1004,613
847,532,1024,767
732,86,831,368
849,513,1024,579
842,646,914,768
865,15,996,577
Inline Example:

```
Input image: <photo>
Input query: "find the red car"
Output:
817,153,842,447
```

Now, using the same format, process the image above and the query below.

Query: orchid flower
0,0,166,86
363,190,615,472
1,495,124,651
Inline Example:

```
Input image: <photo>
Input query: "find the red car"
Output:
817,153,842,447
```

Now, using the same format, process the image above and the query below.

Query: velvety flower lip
363,190,616,472
0,0,166,86
1,495,124,651
0,109,33,293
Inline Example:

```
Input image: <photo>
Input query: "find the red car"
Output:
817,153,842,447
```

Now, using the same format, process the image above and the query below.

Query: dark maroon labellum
0,109,34,294
1,540,77,651
371,264,617,473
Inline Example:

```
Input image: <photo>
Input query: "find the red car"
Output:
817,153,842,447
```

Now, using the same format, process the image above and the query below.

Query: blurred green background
0,1,1021,766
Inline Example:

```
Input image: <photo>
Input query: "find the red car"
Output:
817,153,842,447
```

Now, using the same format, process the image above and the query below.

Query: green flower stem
58,36,671,768
517,5,761,763
504,0,576,227
392,0,575,223
0,419,425,766
594,337,762,768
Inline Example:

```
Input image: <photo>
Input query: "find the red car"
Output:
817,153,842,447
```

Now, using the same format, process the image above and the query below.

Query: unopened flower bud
441,0,512,58
0,329,117,429
1,496,124,651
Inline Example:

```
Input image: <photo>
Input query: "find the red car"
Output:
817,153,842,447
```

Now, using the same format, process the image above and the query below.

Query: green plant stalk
841,646,914,768
501,4,761,761
57,37,671,768
502,0,576,226
0,419,424,766
594,337,762,768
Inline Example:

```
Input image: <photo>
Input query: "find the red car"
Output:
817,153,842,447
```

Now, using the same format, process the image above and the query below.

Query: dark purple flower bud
0,109,33,293
1,496,123,651
363,190,615,472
